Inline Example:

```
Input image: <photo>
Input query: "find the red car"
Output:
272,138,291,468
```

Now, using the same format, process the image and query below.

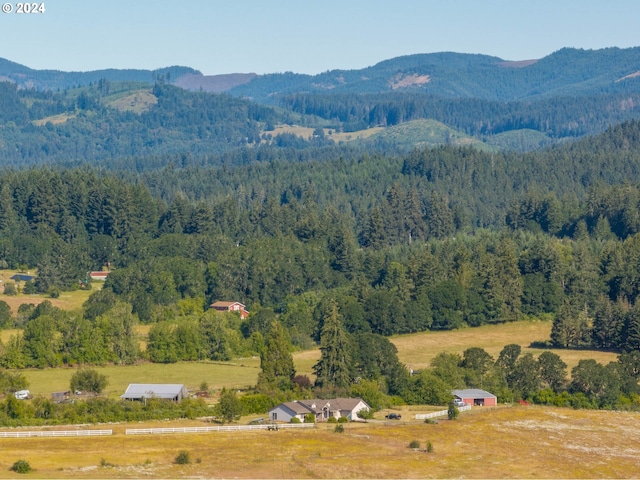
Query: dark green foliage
409,440,420,449
175,451,191,465
0,370,28,394
447,401,459,420
3,282,17,296
257,320,295,391
313,303,352,390
69,368,108,394
10,459,32,474
214,388,243,424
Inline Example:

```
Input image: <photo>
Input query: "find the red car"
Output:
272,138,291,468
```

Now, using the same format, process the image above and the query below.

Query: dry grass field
0,406,638,478
0,269,98,314
265,124,384,143
391,319,620,371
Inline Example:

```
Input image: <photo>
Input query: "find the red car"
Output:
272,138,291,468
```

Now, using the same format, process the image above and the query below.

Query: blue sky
1,0,639,75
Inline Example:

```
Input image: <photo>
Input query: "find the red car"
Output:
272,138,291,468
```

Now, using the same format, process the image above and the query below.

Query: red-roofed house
210,301,249,319
89,271,110,281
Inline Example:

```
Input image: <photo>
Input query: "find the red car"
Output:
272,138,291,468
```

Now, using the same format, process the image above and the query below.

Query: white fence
415,405,471,420
0,429,112,438
126,422,315,435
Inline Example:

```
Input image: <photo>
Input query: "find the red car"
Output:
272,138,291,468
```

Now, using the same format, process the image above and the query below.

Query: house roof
278,401,316,416
120,384,187,400
329,397,368,411
90,271,109,277
211,301,245,308
452,389,497,399
271,398,368,416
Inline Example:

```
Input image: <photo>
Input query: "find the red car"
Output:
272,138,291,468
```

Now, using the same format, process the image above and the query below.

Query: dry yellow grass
391,320,619,371
108,90,157,113
0,269,99,314
32,113,76,126
264,124,384,143
0,406,638,478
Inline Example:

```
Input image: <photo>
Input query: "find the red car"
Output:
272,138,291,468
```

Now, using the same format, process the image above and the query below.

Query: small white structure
269,398,370,423
14,390,30,400
120,384,188,402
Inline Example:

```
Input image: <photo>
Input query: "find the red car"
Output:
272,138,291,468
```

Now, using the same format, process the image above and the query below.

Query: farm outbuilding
452,389,497,407
120,384,188,402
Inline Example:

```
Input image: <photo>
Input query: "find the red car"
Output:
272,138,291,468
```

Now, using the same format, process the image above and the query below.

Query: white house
269,398,370,423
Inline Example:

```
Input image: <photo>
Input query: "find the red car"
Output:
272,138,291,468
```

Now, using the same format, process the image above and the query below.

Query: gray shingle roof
120,384,187,400
452,389,497,399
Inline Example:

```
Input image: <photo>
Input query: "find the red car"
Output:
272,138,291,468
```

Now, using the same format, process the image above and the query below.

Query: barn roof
452,389,497,399
10,274,34,282
120,384,187,400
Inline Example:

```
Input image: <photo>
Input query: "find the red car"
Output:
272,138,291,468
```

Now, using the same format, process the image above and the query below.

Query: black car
385,413,402,420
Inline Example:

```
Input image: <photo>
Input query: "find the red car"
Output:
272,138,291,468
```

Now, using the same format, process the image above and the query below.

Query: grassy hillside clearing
363,118,493,151
0,406,637,478
264,124,384,142
0,269,99,314
8,319,620,398
390,320,620,371
107,90,157,113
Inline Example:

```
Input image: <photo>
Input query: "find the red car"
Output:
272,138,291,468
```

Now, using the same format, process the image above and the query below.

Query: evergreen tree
313,302,352,390
257,320,296,391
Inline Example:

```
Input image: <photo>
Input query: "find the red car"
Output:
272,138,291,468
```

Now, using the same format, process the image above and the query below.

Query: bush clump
337,416,348,423
290,417,301,423
175,450,191,465
10,460,32,474
334,424,344,433
409,440,420,449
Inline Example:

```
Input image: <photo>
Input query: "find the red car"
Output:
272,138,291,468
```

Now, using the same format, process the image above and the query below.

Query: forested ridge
3,48,640,413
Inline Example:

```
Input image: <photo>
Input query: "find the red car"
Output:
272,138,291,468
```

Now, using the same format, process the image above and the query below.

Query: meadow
0,304,634,478
0,406,638,478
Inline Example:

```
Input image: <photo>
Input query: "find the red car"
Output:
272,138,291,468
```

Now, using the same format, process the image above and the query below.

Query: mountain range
2,46,640,166
3,47,640,101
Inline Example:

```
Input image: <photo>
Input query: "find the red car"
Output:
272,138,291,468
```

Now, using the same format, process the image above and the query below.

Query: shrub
334,424,344,433
4,282,17,296
290,417,301,423
409,440,420,449
199,381,209,393
426,440,434,453
304,413,315,423
337,416,348,423
424,418,438,424
10,460,32,474
327,416,338,423
23,281,36,294
175,450,191,465
447,401,459,420
70,368,108,394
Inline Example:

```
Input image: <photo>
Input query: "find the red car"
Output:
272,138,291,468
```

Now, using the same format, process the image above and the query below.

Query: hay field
19,359,261,398
391,320,620,371
0,406,638,478
0,269,99,314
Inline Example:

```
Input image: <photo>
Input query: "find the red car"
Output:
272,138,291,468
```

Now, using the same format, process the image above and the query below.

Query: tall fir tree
257,320,296,390
313,302,352,390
